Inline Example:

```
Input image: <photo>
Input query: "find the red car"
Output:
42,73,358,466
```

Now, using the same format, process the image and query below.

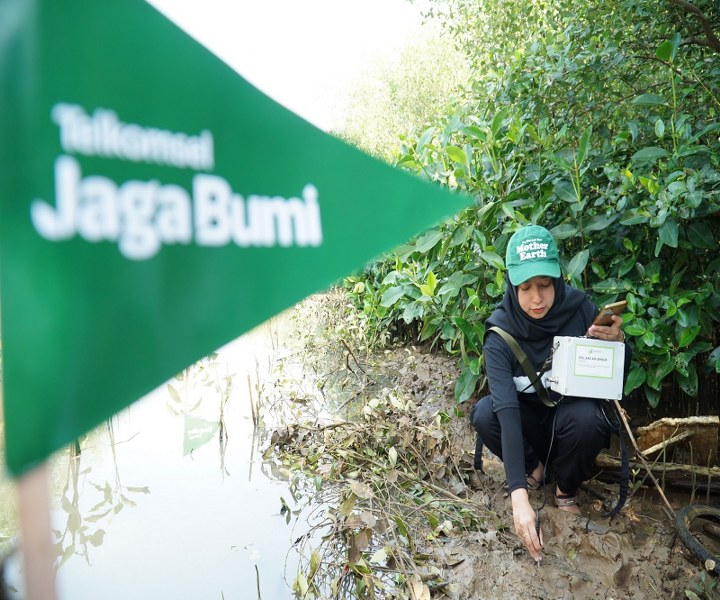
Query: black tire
676,505,720,576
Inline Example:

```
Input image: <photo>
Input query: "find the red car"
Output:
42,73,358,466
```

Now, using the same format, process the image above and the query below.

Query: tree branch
668,0,720,53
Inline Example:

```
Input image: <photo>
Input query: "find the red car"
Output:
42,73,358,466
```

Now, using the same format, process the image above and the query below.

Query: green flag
0,0,471,477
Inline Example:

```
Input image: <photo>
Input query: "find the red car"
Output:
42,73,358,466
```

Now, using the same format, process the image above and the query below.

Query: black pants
471,395,611,495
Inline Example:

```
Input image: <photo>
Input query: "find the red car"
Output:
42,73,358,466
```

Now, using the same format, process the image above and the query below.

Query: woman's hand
587,314,625,342
510,489,543,561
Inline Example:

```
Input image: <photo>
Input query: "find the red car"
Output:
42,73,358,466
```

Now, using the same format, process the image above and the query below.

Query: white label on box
574,344,615,379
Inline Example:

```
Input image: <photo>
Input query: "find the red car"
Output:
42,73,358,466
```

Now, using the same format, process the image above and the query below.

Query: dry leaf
349,480,374,499
409,574,431,600
360,511,377,529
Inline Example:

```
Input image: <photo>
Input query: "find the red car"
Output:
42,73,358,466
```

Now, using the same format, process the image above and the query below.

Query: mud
385,345,720,600
271,295,720,599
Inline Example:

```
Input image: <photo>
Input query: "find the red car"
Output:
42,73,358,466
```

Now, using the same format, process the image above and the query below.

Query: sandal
526,474,543,491
555,493,581,514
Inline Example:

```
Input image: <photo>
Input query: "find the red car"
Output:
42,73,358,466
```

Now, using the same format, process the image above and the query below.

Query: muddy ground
387,344,720,600
268,296,719,599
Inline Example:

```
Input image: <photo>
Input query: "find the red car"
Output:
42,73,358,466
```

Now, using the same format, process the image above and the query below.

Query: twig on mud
341,339,368,377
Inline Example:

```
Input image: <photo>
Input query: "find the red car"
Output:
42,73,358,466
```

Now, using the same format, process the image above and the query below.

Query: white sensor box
549,336,625,400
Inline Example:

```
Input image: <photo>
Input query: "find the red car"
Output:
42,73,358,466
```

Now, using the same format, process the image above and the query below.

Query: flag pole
17,463,58,600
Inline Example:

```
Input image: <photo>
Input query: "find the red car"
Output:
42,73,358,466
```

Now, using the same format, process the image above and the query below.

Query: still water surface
3,320,310,599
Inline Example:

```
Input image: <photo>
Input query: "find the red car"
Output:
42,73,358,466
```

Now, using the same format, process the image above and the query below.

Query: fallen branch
640,430,695,459
595,454,720,490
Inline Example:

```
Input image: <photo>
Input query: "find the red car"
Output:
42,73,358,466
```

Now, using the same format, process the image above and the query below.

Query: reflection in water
1,318,321,599
54,424,150,569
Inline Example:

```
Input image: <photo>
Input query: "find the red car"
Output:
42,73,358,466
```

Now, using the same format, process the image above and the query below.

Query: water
1,319,311,599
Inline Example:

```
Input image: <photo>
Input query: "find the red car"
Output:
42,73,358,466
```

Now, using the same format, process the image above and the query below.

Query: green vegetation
342,0,720,412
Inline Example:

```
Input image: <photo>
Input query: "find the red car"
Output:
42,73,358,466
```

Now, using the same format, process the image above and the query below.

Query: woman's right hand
510,489,543,561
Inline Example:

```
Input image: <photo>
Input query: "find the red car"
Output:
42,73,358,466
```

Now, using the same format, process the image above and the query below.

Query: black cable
534,400,562,542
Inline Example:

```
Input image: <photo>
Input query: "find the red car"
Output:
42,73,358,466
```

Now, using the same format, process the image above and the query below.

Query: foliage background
340,0,720,415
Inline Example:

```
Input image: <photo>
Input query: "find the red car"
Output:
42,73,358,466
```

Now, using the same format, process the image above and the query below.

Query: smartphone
592,300,627,327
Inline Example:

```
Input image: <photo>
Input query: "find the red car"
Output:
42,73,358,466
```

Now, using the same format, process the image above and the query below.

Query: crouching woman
470,225,630,562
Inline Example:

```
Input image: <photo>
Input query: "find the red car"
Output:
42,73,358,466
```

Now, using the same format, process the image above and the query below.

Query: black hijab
486,277,589,367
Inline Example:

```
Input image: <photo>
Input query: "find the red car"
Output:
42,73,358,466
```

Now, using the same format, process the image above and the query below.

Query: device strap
486,326,557,408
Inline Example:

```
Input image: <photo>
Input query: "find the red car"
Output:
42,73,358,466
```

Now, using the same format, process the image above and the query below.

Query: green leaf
655,40,673,62
479,251,504,270
655,32,681,63
585,214,617,232
592,279,627,294
658,219,679,248
620,209,650,226
461,125,486,140
688,122,720,144
708,346,720,373
446,145,467,164
419,318,440,342
500,202,516,220
624,366,646,395
380,286,406,307
554,180,578,203
402,301,423,322
549,223,578,240
454,366,480,403
416,127,435,152
454,317,483,355
437,271,477,297
677,364,698,396
577,125,592,164
642,331,656,347
654,119,665,139
677,308,699,328
395,516,409,539
654,355,675,382
294,573,309,597
415,229,444,253
419,271,438,297
491,108,509,137
631,147,669,163
645,386,661,409
310,549,322,578
624,323,646,337
552,147,574,170
678,325,701,348
631,94,667,106
617,256,635,278
687,222,714,249
628,121,639,141
567,249,589,280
